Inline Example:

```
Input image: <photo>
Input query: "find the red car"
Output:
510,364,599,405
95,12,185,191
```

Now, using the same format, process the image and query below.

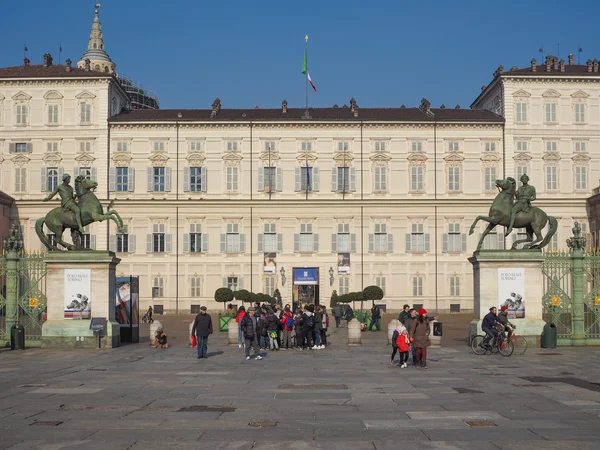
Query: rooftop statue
469,175,558,252
36,174,123,251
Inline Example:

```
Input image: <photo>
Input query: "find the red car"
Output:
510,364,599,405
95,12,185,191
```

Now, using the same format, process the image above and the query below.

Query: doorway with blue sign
293,268,320,310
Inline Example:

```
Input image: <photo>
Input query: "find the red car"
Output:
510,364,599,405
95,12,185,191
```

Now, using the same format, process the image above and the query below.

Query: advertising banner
264,252,277,274
64,269,92,319
116,277,132,325
498,268,525,319
293,268,319,285
338,253,350,274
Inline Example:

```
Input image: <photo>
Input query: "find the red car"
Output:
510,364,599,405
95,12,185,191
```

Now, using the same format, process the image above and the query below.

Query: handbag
191,335,197,347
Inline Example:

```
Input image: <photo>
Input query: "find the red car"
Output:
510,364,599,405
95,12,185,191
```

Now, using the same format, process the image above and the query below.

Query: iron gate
583,250,600,339
542,250,573,340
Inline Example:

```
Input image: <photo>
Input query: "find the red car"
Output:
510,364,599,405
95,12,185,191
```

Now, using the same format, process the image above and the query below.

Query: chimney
65,58,72,72
282,100,287,114
440,104,446,109
400,104,406,109
531,58,537,72
350,97,357,112
510,66,518,71
333,104,339,108
43,53,53,67
553,57,559,71
587,59,593,72
545,55,552,72
353,105,359,118
455,104,461,109
210,98,221,118
568,53,574,65
594,59,599,73
559,59,565,72
23,57,30,66
493,65,504,77
84,58,91,71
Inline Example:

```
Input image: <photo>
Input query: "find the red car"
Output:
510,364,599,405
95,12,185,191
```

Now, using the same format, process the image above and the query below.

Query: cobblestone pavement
1,323,600,449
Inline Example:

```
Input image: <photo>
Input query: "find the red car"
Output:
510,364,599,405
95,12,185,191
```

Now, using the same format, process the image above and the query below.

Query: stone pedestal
469,250,545,347
388,319,399,345
149,320,162,345
347,319,362,346
430,320,441,347
42,251,121,349
228,319,239,345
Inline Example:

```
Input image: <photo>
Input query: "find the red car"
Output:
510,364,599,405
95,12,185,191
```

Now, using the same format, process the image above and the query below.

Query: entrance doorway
292,268,320,310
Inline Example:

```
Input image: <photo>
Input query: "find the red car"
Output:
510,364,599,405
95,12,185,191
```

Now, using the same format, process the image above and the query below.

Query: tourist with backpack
293,309,303,348
320,306,329,348
267,309,280,351
313,306,323,349
235,306,246,348
280,306,294,349
298,305,315,349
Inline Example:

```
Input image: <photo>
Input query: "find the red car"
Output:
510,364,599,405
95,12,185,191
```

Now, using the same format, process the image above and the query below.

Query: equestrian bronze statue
469,175,557,252
36,174,123,251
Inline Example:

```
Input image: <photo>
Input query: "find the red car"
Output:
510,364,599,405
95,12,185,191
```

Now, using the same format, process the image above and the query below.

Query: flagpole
305,35,309,113
59,43,62,64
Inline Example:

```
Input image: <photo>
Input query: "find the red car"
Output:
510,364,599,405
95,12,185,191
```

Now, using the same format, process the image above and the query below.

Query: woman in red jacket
235,306,246,348
280,306,294,349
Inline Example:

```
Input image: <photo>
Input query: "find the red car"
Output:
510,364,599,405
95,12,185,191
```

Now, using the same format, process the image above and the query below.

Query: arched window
93,43,97,49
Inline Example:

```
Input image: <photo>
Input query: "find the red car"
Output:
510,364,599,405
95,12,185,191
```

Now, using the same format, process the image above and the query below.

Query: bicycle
504,326,528,355
471,330,514,356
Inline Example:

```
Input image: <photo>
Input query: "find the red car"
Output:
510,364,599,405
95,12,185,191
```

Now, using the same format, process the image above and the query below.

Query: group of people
391,305,434,368
235,302,330,360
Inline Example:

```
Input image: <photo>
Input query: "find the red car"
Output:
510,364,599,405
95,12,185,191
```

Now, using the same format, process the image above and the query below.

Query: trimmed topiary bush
214,287,234,310
362,285,384,306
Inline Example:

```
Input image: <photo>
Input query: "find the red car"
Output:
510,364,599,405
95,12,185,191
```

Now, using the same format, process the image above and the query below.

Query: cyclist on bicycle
497,305,514,341
480,307,502,348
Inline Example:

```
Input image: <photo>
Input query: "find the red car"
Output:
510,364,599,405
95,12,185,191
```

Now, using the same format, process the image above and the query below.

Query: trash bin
541,322,557,349
10,324,25,350
433,321,443,337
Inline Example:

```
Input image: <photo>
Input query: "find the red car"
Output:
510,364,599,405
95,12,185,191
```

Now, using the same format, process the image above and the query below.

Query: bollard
430,320,441,347
347,319,362,346
228,319,239,345
149,320,162,345
388,319,399,345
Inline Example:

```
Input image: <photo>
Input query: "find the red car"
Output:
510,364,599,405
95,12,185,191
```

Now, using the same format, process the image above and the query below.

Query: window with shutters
574,103,585,123
484,166,496,191
264,277,276,296
485,142,496,152
153,277,164,298
47,104,59,125
515,103,528,122
116,142,129,152
264,141,277,152
575,166,588,191
412,276,423,296
450,276,460,296
189,167,202,192
153,167,166,192
14,168,27,193
339,276,350,295
301,141,313,152
79,141,92,153
226,141,239,152
336,224,351,252
46,168,59,192
574,141,587,153
545,166,558,190
410,166,423,192
116,167,129,192
79,103,91,124
545,103,557,123
411,141,423,152
117,225,129,253
152,141,166,152
444,223,464,253
374,166,387,192
226,223,240,253
13,143,28,153
482,230,504,250
373,223,388,253
80,226,95,250
263,167,276,192
226,167,238,192
263,223,277,252
153,224,165,253
227,277,239,291
189,223,203,253
448,166,460,192
447,141,459,152
337,141,349,152
515,141,528,152
189,141,202,152
410,223,426,252
80,168,93,180
375,276,386,295
190,277,201,297
301,167,313,191
546,141,557,152
46,142,59,153
16,104,29,125
374,141,386,152
337,167,350,191
299,223,314,252
516,165,528,182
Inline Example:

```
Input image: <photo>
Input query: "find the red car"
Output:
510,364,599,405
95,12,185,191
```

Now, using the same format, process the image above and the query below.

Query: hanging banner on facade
264,253,277,274
338,253,350,274
64,269,92,319
498,268,525,319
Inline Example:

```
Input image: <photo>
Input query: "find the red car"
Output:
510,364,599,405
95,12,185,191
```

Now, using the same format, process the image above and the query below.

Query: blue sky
1,0,599,110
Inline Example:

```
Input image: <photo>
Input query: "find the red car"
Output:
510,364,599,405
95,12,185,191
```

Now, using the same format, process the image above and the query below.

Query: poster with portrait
338,253,351,274
498,268,525,319
116,277,132,325
64,269,92,319
264,253,277,274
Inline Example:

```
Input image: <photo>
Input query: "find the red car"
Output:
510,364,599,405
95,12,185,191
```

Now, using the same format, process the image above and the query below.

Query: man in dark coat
404,308,418,365
240,307,263,360
481,307,501,347
398,304,410,322
368,303,381,331
333,304,342,328
191,306,213,359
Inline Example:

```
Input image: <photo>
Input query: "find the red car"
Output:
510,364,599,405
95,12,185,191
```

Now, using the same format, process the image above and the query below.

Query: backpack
304,314,314,328
286,316,294,328
392,329,399,348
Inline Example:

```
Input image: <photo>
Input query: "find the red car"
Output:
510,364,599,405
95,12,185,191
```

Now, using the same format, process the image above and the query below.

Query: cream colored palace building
0,8,597,313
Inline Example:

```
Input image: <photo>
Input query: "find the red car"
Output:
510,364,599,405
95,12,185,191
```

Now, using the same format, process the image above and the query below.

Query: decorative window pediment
513,153,532,164
222,152,243,163
571,90,589,99
542,89,560,98
443,153,464,165
370,152,392,164
572,153,591,164
296,152,317,163
12,91,31,101
542,152,561,165
149,152,169,167
75,153,96,165
75,90,96,100
333,152,354,165
113,152,133,167
260,151,281,162
11,154,30,166
480,153,501,164
186,152,206,166
42,153,62,165
43,90,63,100
512,89,531,98
407,152,428,166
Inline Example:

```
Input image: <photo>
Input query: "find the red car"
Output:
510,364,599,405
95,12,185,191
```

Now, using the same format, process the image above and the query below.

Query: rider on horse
43,173,85,234
506,174,536,236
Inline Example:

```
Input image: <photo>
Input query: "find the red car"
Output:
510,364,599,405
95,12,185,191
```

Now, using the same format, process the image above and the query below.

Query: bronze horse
36,176,123,251
469,177,557,251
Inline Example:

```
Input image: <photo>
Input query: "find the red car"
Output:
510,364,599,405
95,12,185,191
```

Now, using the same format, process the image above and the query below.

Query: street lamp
280,267,286,285
329,266,334,286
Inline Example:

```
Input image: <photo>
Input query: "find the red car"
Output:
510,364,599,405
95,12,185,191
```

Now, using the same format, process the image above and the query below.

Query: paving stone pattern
1,319,600,449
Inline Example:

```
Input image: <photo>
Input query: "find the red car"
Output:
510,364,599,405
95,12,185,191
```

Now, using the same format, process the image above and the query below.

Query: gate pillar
568,223,587,346
3,226,23,334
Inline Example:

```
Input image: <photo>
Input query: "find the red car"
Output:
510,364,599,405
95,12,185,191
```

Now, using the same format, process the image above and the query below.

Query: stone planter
388,319,399,345
347,319,362,346
228,319,239,345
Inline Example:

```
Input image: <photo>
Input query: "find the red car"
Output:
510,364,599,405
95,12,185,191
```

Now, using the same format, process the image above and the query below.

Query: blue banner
293,268,319,285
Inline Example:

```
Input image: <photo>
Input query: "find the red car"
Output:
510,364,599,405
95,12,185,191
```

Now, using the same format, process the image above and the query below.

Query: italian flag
302,49,317,92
